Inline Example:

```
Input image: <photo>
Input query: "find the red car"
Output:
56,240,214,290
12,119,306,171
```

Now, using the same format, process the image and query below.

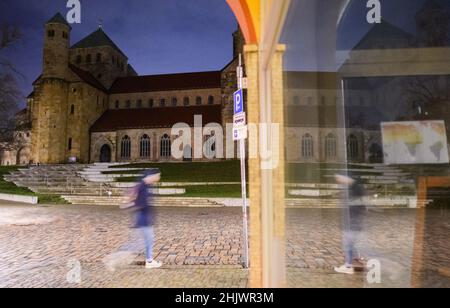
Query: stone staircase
78,163,143,183
4,164,126,197
3,163,427,208
3,164,219,206
61,195,225,207
285,197,420,208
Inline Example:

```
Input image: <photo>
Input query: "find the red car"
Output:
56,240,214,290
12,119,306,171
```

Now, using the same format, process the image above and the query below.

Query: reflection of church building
1,13,243,165
285,0,450,164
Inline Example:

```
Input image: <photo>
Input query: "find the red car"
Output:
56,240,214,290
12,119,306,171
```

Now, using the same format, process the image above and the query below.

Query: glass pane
281,0,450,288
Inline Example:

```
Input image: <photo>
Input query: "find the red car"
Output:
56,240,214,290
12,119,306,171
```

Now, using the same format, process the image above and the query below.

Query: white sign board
233,112,247,127
233,125,248,141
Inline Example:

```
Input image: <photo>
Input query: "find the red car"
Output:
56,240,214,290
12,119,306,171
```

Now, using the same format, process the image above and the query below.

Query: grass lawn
396,164,450,176
0,167,35,196
0,166,67,204
286,163,378,184
173,185,244,198
111,161,377,184
108,160,243,183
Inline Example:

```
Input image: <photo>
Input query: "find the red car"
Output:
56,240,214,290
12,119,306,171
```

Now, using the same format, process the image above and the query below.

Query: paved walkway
0,201,449,287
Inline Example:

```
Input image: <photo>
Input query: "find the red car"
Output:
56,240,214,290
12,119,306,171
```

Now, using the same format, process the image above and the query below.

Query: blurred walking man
130,169,162,269
334,173,368,275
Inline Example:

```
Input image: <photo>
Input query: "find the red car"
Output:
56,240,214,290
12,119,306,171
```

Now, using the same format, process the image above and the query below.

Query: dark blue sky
0,0,237,98
281,0,450,71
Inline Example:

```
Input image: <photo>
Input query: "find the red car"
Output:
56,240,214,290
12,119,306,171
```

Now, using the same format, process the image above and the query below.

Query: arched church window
96,53,102,63
302,134,314,158
196,96,202,105
184,97,190,106
347,134,359,161
86,54,92,63
140,134,151,158
172,97,178,107
160,134,171,158
149,99,154,108
208,96,214,105
121,136,131,158
76,55,82,64
70,105,75,115
325,133,337,159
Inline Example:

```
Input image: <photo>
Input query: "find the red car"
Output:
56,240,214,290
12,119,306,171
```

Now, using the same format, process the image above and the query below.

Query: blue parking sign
234,89,244,115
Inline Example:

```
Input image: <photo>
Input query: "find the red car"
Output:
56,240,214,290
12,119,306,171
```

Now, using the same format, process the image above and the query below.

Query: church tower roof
352,19,416,50
46,13,71,29
71,28,127,58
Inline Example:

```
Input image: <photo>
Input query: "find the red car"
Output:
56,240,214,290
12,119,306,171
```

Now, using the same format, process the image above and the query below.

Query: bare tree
403,75,450,139
0,23,22,148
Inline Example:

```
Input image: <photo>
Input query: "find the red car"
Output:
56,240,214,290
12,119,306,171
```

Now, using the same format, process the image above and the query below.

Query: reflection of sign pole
235,54,249,269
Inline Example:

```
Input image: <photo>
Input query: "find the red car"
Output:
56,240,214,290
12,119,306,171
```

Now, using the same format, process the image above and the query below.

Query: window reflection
281,0,450,288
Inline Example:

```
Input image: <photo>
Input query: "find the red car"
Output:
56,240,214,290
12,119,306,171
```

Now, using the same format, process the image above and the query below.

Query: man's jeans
344,231,358,267
140,226,154,261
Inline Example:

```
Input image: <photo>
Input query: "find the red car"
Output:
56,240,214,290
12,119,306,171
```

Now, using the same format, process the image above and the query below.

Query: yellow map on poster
381,121,449,164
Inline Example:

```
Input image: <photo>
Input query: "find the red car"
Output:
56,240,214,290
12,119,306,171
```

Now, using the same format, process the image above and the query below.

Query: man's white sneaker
145,260,162,269
334,265,355,275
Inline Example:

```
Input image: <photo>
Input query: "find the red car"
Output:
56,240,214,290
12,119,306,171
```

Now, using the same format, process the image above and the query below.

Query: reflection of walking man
131,169,163,269
334,173,367,275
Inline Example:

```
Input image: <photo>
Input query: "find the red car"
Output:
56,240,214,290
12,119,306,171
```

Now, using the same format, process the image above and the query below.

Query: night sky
0,0,237,100
281,0,450,71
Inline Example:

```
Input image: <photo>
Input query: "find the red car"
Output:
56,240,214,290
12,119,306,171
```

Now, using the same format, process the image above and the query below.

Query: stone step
61,196,222,207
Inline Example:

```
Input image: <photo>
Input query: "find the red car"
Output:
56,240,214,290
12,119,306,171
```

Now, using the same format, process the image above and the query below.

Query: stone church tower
31,13,72,164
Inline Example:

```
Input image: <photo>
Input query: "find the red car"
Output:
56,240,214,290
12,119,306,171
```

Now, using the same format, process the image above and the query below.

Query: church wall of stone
70,46,128,89
285,89,344,107
0,150,16,166
30,79,70,164
43,23,70,79
91,127,229,163
109,88,222,109
66,82,109,163
285,127,375,163
90,131,118,163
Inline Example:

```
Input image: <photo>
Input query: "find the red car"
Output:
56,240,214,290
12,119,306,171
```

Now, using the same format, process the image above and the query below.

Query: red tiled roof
69,64,107,92
91,105,222,132
109,71,222,94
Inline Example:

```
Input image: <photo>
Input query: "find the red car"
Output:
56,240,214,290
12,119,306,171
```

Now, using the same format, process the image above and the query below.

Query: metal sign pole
240,138,249,269
235,54,249,269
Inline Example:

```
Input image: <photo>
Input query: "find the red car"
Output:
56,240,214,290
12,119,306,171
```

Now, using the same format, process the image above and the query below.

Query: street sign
233,112,246,127
242,77,248,89
234,89,244,115
233,125,248,141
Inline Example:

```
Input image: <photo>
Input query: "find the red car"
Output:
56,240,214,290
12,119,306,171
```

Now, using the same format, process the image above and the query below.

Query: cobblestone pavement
0,201,449,288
